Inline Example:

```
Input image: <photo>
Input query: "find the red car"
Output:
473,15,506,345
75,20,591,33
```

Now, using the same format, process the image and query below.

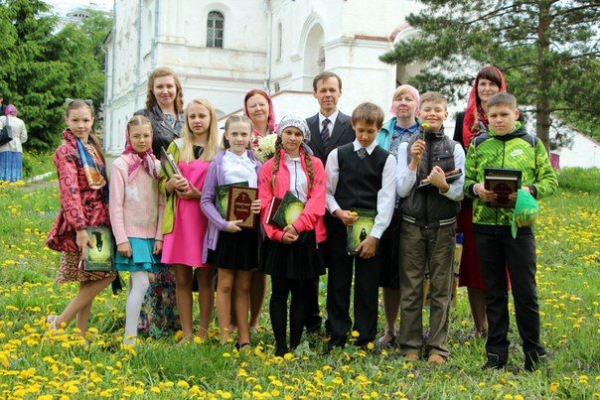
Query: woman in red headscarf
453,66,506,338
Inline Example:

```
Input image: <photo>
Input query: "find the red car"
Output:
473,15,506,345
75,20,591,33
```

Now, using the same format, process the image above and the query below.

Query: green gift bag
511,189,540,238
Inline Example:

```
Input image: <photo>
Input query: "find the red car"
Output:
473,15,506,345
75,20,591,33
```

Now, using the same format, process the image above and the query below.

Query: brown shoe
428,354,445,365
404,353,419,361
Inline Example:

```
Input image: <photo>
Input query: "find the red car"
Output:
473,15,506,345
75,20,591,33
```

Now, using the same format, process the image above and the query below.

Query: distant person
305,71,356,335
464,92,557,371
0,104,28,182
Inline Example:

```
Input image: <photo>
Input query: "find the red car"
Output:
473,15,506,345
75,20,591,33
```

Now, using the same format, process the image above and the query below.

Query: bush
557,167,600,193
22,151,55,179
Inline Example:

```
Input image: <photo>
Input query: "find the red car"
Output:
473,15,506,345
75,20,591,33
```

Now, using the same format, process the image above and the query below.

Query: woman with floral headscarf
0,104,28,182
453,66,507,338
258,115,326,356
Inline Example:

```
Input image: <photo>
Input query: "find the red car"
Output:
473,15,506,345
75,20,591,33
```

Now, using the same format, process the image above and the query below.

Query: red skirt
457,205,485,290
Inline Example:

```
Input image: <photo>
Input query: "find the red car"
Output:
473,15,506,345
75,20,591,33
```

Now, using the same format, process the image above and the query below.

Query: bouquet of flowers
252,134,278,163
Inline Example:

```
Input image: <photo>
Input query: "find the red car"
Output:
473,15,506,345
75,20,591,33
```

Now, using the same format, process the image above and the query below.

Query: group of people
0,95,28,182
44,65,557,372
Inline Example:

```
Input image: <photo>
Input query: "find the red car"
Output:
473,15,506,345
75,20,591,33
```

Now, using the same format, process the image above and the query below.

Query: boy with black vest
396,92,465,365
465,92,557,371
325,102,396,351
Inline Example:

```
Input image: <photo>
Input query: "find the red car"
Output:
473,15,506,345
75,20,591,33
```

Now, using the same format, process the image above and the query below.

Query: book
272,191,305,229
418,168,462,190
265,196,283,226
160,146,181,180
82,226,115,272
484,168,522,208
346,208,377,256
215,181,249,219
226,186,258,229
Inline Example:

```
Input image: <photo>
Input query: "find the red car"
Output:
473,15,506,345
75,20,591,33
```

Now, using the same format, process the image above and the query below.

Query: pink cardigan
258,148,327,243
109,155,165,245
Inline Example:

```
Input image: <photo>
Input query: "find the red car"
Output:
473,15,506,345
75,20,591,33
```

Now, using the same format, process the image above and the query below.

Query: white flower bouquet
252,134,278,163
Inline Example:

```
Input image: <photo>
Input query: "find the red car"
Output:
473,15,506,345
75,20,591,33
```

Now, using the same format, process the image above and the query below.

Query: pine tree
380,1,600,150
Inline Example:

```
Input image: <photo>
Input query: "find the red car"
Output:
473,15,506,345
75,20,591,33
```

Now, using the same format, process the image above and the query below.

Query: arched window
277,23,283,61
207,11,224,48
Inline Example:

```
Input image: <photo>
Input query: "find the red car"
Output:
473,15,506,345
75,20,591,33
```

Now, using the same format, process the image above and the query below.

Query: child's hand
117,242,133,258
177,184,201,200
409,139,426,169
224,220,243,233
76,229,93,260
335,209,358,227
509,186,532,201
356,236,378,259
148,273,156,284
281,230,298,244
153,240,163,255
283,224,298,236
166,174,188,194
251,199,261,214
474,183,497,203
428,166,450,192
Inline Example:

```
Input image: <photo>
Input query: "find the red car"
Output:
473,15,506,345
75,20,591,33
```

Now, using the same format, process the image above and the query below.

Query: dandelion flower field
0,168,599,399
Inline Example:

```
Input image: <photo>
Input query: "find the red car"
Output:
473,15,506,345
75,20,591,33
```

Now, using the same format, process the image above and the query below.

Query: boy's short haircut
312,71,343,91
419,91,448,108
488,92,517,110
351,102,385,128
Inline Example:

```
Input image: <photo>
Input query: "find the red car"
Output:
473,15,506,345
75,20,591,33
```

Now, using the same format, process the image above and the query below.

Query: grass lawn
0,168,598,399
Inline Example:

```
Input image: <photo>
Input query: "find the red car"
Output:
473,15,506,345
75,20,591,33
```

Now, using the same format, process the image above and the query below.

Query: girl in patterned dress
109,115,165,345
46,99,116,336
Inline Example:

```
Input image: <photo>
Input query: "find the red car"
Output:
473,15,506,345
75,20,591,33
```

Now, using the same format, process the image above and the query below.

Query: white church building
102,0,423,153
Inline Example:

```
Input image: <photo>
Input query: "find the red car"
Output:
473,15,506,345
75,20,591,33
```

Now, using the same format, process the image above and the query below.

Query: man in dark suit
305,71,355,334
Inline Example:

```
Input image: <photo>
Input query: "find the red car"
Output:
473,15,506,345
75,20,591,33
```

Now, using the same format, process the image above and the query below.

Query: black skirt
208,229,259,271
260,231,325,279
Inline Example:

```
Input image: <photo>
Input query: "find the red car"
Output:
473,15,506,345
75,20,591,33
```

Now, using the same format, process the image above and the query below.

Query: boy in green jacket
464,92,557,371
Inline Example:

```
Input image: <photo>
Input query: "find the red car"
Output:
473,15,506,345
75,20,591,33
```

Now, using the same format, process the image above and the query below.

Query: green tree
380,0,600,150
0,1,111,152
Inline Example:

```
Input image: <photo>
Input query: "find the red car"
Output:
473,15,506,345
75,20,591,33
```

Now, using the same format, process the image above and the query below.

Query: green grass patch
0,180,599,398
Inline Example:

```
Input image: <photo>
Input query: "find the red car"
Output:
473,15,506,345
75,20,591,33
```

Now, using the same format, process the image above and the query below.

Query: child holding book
396,92,465,365
325,102,396,350
109,115,165,345
201,115,262,348
160,99,220,342
464,92,557,371
46,99,116,336
258,115,327,356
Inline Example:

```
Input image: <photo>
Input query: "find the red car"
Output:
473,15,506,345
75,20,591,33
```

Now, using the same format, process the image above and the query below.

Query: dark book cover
418,169,462,190
226,186,258,229
215,181,249,219
484,168,522,208
83,226,115,272
160,146,181,180
346,208,377,255
265,196,283,226
272,190,305,228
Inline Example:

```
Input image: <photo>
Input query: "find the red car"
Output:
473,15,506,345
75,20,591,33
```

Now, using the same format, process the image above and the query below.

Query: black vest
402,132,461,227
335,143,390,210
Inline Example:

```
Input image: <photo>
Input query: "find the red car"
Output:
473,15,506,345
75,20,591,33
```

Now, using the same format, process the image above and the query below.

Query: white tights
124,271,150,345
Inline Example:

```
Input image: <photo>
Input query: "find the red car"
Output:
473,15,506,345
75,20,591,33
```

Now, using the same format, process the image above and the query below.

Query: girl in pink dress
160,99,220,341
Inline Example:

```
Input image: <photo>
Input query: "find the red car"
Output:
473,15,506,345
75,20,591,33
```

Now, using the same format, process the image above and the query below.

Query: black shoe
275,347,288,357
482,353,506,370
524,351,547,372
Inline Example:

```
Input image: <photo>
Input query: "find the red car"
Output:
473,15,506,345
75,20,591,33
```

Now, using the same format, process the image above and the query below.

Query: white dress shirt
325,139,396,239
223,150,258,187
318,110,340,138
284,153,308,203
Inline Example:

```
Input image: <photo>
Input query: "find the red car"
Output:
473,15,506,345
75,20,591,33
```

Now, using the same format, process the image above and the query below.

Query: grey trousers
398,222,455,357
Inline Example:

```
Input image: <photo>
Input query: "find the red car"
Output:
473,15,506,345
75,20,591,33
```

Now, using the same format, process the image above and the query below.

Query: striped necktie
357,147,368,159
321,118,331,149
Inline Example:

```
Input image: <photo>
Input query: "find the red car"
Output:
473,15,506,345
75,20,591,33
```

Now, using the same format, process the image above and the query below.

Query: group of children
46,86,556,372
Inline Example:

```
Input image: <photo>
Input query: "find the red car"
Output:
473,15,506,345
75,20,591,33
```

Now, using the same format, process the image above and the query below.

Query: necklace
164,113,174,126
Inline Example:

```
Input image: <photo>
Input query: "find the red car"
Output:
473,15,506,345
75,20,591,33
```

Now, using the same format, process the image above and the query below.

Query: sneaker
428,354,445,365
482,353,506,370
376,330,396,348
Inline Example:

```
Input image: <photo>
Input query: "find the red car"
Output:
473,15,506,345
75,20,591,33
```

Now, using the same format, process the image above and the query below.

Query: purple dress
161,160,210,267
